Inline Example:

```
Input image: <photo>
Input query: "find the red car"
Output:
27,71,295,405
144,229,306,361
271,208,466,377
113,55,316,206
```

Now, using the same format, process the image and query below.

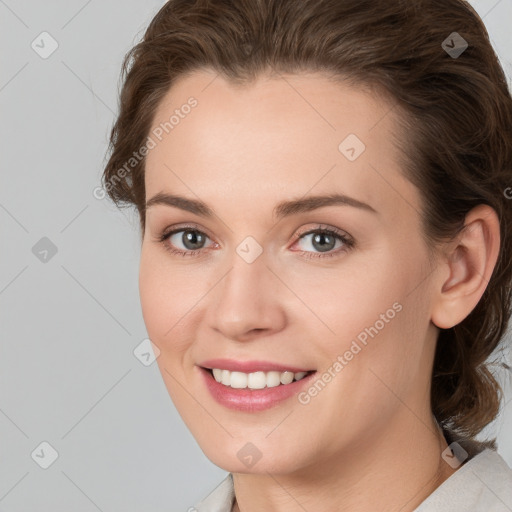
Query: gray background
1,1,511,511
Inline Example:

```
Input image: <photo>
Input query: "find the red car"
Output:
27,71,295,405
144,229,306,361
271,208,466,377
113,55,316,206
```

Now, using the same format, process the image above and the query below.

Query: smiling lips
198,358,316,411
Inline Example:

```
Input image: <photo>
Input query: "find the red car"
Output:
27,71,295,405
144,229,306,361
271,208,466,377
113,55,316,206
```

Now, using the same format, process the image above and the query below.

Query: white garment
193,448,512,512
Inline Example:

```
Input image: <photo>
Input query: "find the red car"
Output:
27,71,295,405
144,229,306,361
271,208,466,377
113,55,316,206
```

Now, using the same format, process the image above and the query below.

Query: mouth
197,361,318,412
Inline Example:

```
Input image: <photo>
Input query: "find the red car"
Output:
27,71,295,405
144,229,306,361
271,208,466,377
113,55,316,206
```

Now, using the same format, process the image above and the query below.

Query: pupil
184,230,204,250
313,233,335,252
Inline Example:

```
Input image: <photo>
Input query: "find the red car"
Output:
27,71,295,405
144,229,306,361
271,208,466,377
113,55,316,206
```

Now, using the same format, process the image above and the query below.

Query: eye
158,224,215,257
156,223,354,259
292,225,354,259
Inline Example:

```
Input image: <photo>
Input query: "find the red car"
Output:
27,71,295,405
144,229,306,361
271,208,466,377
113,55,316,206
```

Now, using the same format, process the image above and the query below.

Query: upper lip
199,358,314,373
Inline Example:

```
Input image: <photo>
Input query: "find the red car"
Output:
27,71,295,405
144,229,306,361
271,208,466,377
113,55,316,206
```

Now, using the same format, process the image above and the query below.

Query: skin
138,69,500,512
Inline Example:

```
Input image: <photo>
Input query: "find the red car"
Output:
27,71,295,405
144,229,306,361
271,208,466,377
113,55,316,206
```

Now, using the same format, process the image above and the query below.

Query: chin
199,440,306,475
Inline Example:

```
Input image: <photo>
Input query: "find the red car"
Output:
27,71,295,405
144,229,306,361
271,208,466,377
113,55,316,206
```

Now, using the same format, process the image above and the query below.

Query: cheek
139,249,186,350
139,251,165,338
289,253,410,345
298,281,431,449
139,247,215,361
305,245,431,385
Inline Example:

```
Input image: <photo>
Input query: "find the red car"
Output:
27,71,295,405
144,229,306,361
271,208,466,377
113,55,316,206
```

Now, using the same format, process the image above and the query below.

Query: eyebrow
145,192,378,219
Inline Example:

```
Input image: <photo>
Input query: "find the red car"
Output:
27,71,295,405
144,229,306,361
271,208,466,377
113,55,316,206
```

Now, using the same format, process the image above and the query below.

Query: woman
102,0,512,510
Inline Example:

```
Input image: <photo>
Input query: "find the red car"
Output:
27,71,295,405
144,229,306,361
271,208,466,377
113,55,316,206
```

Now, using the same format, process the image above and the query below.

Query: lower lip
199,367,317,412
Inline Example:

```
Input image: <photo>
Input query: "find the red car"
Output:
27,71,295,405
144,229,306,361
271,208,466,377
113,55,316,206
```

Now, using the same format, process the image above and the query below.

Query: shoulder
415,447,512,511
193,473,235,512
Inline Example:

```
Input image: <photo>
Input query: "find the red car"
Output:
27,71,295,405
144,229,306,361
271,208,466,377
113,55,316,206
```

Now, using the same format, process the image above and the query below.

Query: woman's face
139,69,442,474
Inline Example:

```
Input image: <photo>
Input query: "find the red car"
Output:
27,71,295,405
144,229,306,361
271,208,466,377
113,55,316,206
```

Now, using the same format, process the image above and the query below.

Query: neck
231,414,458,512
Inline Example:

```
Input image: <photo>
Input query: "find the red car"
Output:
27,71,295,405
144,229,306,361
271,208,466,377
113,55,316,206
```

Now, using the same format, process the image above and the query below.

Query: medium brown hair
102,0,512,445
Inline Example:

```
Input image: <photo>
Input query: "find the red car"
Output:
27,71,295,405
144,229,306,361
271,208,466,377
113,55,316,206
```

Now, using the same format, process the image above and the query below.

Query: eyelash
156,223,355,260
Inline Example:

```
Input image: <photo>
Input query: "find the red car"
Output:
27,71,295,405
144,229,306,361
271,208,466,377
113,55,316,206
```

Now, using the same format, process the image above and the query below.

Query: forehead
144,69,419,222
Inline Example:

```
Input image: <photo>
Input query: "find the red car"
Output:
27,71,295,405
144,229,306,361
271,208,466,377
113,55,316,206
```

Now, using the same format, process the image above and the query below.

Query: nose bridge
208,243,285,339
220,231,269,297
219,246,270,312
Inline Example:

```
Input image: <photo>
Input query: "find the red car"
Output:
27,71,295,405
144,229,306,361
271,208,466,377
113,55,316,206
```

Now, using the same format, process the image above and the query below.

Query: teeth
210,368,310,389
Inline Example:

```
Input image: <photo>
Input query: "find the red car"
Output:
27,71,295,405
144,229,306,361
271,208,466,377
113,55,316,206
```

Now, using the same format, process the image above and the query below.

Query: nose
207,251,287,342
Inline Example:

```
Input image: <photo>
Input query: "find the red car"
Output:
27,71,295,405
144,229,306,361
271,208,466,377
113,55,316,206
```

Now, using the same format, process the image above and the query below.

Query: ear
431,204,500,329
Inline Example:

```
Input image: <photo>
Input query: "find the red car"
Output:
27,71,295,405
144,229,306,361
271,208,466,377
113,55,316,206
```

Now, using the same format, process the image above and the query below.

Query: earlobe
431,205,500,330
